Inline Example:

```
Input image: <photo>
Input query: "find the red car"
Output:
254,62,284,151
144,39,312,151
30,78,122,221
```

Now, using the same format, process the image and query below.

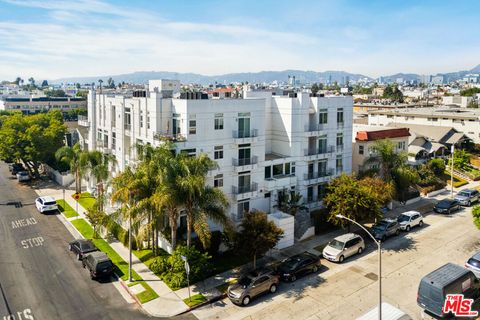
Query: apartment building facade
0,96,86,113
86,81,353,223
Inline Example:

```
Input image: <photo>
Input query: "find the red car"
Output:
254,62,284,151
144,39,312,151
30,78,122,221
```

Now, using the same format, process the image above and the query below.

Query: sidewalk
33,182,189,318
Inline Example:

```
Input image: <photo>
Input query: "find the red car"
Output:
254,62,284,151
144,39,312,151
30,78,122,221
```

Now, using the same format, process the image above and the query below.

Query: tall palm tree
55,143,90,193
86,151,116,211
364,139,407,181
177,153,231,248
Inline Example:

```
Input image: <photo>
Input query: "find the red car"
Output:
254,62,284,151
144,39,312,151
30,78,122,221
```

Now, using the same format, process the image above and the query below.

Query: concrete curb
119,279,143,307
180,293,227,314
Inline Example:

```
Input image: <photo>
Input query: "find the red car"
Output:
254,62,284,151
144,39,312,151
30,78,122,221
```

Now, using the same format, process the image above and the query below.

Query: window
140,110,144,128
265,166,272,179
336,156,343,173
214,113,224,130
318,135,327,153
181,148,196,157
319,109,328,124
291,162,295,174
318,184,327,200
237,200,250,220
397,141,406,150
359,145,364,155
264,192,271,198
214,174,223,188
337,108,344,124
307,187,313,202
387,115,394,119
318,160,327,176
214,146,223,159
189,115,196,134
285,163,291,175
238,143,251,165
147,111,150,129
273,164,283,177
336,133,343,147
124,107,131,130
112,132,116,150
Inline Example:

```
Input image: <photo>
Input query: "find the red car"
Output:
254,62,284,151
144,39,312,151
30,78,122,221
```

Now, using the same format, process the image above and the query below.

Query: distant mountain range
51,65,480,85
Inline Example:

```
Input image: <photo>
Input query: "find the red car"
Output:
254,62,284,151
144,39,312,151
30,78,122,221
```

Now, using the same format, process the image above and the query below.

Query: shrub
472,205,480,229
427,158,446,175
105,218,137,250
159,246,212,290
149,255,169,275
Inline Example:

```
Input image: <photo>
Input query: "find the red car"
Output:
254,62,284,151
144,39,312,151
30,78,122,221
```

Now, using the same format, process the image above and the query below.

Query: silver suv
371,219,400,242
323,233,365,263
455,188,480,206
227,268,279,306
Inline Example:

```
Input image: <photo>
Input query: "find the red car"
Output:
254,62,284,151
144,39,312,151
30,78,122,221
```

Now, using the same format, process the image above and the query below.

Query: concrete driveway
192,203,480,320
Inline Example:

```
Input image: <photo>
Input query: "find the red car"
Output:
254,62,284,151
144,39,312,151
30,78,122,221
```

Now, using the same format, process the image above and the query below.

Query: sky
0,0,479,81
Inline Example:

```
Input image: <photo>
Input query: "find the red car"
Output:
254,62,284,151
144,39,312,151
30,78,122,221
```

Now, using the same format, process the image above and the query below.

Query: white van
356,303,412,320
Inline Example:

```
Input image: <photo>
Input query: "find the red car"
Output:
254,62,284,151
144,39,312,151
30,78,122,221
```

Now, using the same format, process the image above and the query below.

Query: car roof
334,233,361,242
87,251,109,261
439,198,455,203
400,211,420,217
459,189,475,193
380,218,396,223
246,268,273,278
77,239,94,245
39,196,56,202
421,263,471,289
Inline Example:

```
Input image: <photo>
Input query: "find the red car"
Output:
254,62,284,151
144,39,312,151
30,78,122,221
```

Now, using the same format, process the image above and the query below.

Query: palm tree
177,153,231,248
55,143,90,193
86,151,116,211
275,189,307,216
364,139,407,181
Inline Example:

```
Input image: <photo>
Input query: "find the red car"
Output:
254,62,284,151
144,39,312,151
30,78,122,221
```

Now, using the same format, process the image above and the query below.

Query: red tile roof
356,128,410,141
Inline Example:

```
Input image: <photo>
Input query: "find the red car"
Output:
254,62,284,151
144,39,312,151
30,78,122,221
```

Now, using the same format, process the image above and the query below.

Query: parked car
10,163,25,175
69,239,98,260
82,251,114,280
35,196,58,213
356,302,412,320
433,199,461,214
455,188,480,206
370,219,400,242
322,233,365,263
396,211,423,232
417,263,480,318
227,268,279,306
277,252,321,282
16,171,31,182
465,251,480,278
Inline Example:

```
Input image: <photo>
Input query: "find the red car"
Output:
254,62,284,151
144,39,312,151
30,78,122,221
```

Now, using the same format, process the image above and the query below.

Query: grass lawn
215,279,237,294
70,218,158,304
133,248,168,269
73,192,96,211
183,293,207,308
57,199,78,218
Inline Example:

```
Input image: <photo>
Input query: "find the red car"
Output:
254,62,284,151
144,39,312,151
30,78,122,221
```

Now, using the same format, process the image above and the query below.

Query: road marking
2,308,34,320
11,218,37,229
20,237,44,249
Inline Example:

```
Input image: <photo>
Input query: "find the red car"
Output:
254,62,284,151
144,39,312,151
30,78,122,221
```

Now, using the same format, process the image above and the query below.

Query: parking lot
192,197,480,320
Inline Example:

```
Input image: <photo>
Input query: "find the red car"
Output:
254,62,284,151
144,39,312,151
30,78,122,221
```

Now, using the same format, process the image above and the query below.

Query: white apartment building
86,80,353,224
368,107,480,144
0,96,86,113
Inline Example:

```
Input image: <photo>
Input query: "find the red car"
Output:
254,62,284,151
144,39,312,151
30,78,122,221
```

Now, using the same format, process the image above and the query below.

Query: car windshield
458,191,470,197
437,200,452,208
81,242,96,251
44,201,56,206
397,214,410,223
97,261,112,270
238,277,252,288
282,258,300,270
467,258,480,268
373,221,389,230
328,239,345,250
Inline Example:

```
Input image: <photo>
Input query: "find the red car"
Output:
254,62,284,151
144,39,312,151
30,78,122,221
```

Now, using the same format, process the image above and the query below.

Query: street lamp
450,145,455,198
336,214,382,320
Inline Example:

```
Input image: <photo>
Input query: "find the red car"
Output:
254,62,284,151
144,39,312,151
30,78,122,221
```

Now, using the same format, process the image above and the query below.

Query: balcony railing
305,123,327,132
232,156,258,167
336,144,344,152
303,169,334,180
153,131,186,142
232,129,258,139
124,123,131,131
232,182,258,195
337,121,345,129
304,145,336,156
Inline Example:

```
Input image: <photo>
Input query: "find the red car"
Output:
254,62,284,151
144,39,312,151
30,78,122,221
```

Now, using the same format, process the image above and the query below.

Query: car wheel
77,253,81,260
90,272,95,280
339,255,344,263
358,247,363,254
419,220,423,227
406,225,411,232
242,296,251,306
312,265,318,273
447,209,451,215
269,284,277,293
68,244,72,251
82,262,86,268
468,201,471,207
291,275,297,282
395,229,400,236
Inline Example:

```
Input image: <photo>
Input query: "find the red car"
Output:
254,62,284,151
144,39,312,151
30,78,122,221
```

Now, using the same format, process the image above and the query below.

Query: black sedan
277,252,321,282
433,199,461,214
69,239,98,260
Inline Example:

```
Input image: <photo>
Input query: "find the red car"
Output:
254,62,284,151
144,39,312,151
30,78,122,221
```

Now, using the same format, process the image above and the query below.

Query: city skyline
1,0,480,80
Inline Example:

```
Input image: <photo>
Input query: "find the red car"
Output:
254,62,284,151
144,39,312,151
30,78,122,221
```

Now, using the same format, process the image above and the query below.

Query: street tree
235,211,284,269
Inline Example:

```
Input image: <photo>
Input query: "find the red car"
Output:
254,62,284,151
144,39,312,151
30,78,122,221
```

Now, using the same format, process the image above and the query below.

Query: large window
336,155,343,173
337,108,344,124
124,107,131,130
307,186,313,202
319,109,328,124
238,112,251,138
181,148,196,157
238,143,251,165
272,164,283,177
214,174,223,188
237,200,250,220
318,135,327,153
318,184,327,200
318,160,327,176
140,110,144,128
336,133,343,147
359,145,364,155
265,166,272,179
214,145,223,160
214,113,224,130
189,115,196,135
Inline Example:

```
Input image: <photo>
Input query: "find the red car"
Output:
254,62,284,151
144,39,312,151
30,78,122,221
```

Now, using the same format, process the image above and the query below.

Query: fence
43,164,75,187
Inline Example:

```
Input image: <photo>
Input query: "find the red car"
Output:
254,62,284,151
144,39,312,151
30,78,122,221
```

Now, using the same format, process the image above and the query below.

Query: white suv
35,196,58,213
397,211,423,232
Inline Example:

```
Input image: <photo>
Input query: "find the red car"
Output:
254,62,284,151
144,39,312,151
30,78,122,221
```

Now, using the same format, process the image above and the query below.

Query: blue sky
0,0,479,80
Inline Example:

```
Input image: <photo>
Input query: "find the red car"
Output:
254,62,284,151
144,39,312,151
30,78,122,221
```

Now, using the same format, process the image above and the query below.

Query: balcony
124,123,131,131
232,156,258,167
337,122,345,129
303,169,334,181
232,183,258,195
264,174,297,191
232,129,258,143
153,131,186,142
304,145,336,157
304,123,328,132
78,115,89,127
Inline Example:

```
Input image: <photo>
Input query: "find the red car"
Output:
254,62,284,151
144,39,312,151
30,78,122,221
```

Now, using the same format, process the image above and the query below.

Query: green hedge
105,218,137,250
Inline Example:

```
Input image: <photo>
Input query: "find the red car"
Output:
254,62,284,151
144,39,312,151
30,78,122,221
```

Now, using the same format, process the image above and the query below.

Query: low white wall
426,188,447,198
298,226,315,241
157,232,173,254
405,197,422,205
44,164,75,187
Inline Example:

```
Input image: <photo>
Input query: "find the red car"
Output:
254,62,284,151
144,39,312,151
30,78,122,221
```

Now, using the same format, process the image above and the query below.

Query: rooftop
355,127,410,141
369,106,480,120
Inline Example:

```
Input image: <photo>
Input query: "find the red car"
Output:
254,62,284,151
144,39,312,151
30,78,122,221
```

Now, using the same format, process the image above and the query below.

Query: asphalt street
0,163,194,320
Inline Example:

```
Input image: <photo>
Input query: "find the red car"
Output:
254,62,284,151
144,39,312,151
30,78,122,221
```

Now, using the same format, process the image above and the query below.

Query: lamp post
450,145,455,198
336,214,382,320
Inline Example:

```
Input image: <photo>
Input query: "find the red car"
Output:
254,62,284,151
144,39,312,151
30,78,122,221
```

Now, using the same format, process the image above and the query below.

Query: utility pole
451,145,455,198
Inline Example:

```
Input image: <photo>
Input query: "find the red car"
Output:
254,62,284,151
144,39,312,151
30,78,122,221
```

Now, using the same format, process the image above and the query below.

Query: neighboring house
387,123,470,165
352,125,410,174
368,106,480,143
83,80,353,225
0,96,86,114
442,96,473,108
